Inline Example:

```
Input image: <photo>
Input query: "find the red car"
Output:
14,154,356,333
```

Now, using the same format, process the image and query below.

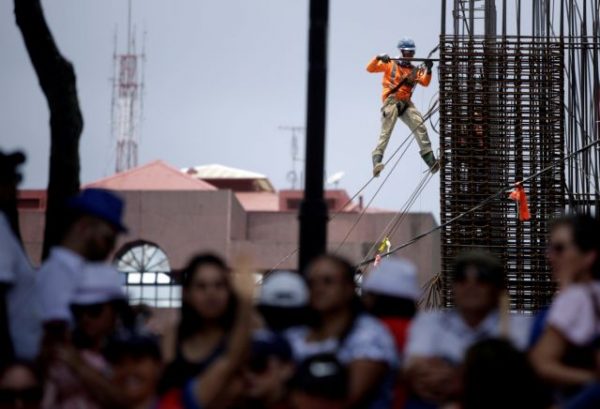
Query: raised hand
377,54,391,63
231,253,256,303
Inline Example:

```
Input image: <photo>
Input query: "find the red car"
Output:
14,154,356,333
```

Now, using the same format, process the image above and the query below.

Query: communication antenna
111,0,145,173
326,171,345,189
278,126,305,189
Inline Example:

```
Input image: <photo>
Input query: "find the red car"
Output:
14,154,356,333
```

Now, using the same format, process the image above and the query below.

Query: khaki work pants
372,96,433,158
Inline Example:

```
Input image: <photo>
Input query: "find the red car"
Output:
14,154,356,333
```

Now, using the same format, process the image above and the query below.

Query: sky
1,0,446,219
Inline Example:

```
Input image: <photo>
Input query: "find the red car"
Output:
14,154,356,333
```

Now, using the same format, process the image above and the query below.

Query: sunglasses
453,268,501,286
0,387,44,404
71,302,108,319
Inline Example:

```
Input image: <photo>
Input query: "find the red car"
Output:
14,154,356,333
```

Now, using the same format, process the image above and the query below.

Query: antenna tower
279,126,305,189
111,0,145,173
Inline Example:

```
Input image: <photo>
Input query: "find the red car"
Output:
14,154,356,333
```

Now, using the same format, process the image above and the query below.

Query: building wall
18,189,440,286
241,210,440,286
115,190,236,267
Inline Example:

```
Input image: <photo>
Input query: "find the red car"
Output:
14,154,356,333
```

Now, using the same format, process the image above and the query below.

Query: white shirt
405,309,532,365
285,314,398,409
285,313,399,367
35,246,85,322
0,212,40,360
547,282,600,346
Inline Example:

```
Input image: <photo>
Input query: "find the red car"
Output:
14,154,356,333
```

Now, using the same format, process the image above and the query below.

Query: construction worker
367,38,438,177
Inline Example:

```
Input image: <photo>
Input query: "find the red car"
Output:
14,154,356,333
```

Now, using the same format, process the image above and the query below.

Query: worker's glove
377,54,391,63
424,59,434,72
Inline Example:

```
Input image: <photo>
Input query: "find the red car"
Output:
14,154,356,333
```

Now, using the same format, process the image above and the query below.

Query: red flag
509,183,531,221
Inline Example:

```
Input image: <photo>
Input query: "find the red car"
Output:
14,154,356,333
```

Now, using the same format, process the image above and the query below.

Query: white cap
70,263,127,305
258,271,309,308
362,258,421,301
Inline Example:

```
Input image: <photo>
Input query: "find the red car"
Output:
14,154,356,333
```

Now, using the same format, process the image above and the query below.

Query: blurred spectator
362,258,420,409
257,271,309,332
451,339,552,409
0,151,39,361
159,254,238,392
405,251,531,407
172,254,255,409
0,151,25,241
35,188,127,348
285,254,398,409
242,330,295,409
529,214,584,348
131,304,153,328
43,263,130,409
0,361,44,409
289,353,347,409
106,331,165,409
531,214,600,407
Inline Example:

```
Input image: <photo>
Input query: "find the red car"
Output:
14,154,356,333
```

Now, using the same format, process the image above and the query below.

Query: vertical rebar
442,0,447,36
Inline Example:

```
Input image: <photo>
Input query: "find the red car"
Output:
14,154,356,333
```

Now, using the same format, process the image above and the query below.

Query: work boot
421,152,440,174
372,154,384,177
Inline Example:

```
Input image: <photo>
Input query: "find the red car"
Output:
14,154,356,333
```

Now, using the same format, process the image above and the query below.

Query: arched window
114,240,181,307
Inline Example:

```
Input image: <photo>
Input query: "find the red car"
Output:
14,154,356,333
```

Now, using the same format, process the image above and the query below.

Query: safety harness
384,63,420,116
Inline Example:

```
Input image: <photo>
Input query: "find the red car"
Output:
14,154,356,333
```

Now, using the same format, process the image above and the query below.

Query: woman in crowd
160,254,238,392
158,253,256,408
531,214,600,406
361,258,420,409
174,254,255,409
285,254,398,409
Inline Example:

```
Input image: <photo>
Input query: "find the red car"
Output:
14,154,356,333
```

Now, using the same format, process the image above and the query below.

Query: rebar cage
439,37,565,311
439,0,600,312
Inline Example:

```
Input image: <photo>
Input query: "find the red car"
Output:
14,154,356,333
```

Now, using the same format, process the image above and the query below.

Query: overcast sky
1,0,449,219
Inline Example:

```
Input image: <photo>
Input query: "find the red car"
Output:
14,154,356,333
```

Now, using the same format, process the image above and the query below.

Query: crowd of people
2,150,600,409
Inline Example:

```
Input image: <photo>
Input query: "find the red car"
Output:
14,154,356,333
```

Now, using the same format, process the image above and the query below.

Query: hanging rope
360,169,435,266
333,129,415,254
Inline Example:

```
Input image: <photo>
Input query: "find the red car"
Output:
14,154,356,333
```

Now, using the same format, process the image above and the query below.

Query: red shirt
380,317,413,409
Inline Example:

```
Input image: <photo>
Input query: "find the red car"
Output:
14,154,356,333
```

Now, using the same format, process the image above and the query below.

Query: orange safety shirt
366,57,432,103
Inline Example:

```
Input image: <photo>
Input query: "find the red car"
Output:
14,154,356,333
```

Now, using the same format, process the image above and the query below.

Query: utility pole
298,0,329,272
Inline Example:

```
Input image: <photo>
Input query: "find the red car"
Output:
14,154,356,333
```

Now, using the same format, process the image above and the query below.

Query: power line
359,137,600,267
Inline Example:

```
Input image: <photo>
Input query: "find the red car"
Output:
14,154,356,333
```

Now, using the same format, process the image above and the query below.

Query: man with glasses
403,251,531,408
35,188,127,358
367,37,438,177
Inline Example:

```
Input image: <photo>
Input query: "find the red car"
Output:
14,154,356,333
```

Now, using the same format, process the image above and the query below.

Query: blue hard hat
398,37,416,52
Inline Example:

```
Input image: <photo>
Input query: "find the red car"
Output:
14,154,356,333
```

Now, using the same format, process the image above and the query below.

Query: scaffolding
439,0,599,311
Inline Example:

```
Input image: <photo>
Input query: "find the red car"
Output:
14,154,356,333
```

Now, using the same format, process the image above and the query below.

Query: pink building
18,160,440,307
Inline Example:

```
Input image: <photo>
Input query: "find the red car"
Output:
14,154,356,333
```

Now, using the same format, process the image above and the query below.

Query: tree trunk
14,0,83,260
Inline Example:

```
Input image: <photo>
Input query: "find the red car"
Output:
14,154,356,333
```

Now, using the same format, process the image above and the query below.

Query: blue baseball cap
68,188,128,232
